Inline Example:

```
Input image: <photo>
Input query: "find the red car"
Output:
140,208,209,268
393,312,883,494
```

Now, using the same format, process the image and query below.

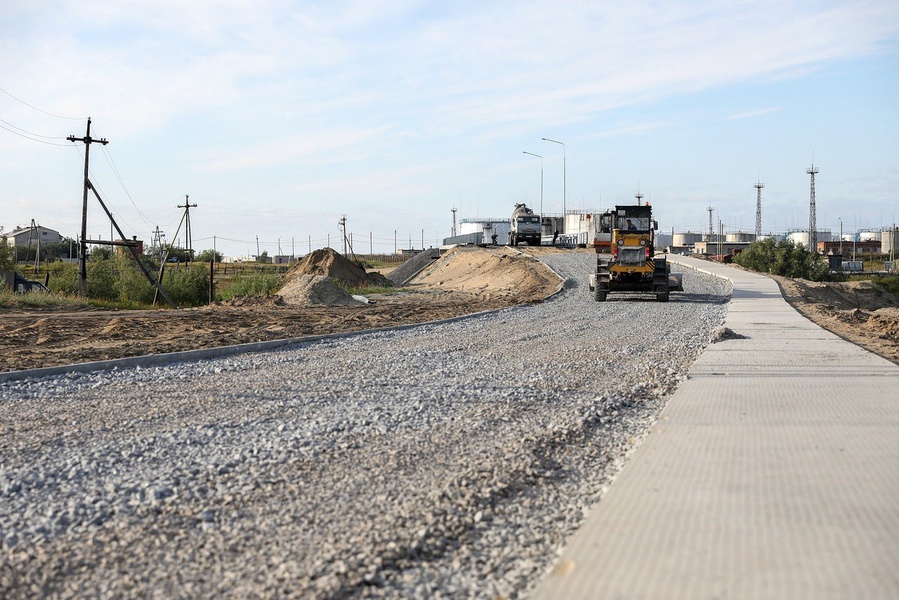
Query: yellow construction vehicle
588,204,681,302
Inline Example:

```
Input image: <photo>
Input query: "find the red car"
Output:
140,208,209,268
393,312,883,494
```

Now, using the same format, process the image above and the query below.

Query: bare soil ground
2,247,897,373
0,246,562,373
769,274,899,365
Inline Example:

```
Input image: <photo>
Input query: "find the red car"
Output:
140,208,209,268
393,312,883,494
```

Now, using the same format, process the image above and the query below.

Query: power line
0,87,86,120
0,117,68,139
0,121,72,146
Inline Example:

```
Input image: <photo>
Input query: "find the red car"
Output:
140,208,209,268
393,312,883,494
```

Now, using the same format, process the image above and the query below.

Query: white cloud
2,1,898,252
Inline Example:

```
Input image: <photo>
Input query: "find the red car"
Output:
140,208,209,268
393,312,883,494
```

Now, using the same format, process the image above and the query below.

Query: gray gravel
0,252,730,599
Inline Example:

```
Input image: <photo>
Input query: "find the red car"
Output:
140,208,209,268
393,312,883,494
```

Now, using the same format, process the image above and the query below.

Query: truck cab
510,203,541,246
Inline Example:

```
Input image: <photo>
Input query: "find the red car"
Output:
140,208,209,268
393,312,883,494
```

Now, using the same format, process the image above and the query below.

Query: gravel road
0,252,730,599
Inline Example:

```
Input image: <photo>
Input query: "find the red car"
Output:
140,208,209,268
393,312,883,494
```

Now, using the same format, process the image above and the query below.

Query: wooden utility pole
339,215,348,255
177,195,197,261
68,118,108,296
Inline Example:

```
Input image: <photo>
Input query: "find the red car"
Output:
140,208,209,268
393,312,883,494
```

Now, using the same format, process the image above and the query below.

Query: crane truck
588,203,682,302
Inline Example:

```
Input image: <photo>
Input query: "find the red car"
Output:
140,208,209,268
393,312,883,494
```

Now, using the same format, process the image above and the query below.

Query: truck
509,203,541,246
588,204,682,302
591,210,615,251
2,271,50,294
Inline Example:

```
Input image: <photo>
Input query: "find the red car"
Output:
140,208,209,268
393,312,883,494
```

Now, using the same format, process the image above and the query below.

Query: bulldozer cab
614,205,655,232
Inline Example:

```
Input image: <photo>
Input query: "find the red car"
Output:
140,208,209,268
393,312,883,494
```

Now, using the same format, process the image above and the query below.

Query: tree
195,249,223,263
90,247,114,261
0,236,13,272
163,246,193,263
734,238,830,281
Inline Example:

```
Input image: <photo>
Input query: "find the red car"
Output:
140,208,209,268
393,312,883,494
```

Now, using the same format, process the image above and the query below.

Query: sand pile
411,247,561,300
869,307,899,338
278,275,364,306
285,247,390,287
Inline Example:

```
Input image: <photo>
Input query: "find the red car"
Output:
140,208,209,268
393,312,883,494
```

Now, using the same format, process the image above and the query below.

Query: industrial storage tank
788,231,832,248
726,232,756,243
673,232,702,246
859,231,880,242
883,228,899,255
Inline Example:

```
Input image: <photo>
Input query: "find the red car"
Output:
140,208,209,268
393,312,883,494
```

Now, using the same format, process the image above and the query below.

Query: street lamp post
522,151,544,224
542,138,566,233
838,217,843,256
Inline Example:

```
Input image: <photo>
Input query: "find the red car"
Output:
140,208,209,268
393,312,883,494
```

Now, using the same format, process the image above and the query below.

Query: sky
2,0,898,258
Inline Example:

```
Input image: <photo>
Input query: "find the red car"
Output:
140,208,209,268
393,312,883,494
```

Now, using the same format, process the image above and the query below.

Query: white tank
673,232,702,246
788,231,809,247
788,231,831,248
883,229,899,254
859,231,879,242
726,232,756,243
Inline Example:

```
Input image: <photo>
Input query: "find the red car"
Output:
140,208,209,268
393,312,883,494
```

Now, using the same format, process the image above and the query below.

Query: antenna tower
754,181,765,238
707,206,715,239
807,164,819,251
635,191,644,205
451,207,458,238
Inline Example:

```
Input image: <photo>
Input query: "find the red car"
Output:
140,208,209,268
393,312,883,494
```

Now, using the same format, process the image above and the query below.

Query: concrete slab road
533,256,899,600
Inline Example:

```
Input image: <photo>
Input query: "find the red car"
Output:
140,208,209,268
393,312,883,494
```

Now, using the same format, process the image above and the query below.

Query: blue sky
2,1,898,258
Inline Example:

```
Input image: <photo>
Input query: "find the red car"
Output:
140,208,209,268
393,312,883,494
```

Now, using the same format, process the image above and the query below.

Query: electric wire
0,121,72,147
0,87,87,120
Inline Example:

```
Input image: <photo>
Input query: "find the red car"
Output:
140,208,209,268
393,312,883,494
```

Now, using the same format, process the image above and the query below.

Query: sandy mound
867,307,899,338
278,275,365,307
795,279,899,311
284,247,390,287
411,246,562,300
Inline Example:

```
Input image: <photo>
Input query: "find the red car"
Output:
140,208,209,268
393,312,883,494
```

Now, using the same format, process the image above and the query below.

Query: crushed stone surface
0,253,730,598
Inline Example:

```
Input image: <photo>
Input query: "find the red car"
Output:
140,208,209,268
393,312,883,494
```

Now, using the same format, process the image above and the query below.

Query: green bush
164,264,210,306
734,238,831,281
195,249,223,263
86,258,121,300
219,271,281,300
44,262,79,294
0,239,14,272
878,276,899,298
114,259,156,304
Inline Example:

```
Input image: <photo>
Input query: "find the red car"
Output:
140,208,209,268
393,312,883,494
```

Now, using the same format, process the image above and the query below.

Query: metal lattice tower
754,181,765,238
807,164,819,251
707,206,715,239
451,207,458,237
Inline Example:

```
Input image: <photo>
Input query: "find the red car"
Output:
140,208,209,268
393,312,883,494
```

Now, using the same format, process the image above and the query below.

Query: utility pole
151,226,166,261
27,219,40,270
754,180,765,238
807,164,819,252
177,195,197,261
339,215,348,255
67,118,108,295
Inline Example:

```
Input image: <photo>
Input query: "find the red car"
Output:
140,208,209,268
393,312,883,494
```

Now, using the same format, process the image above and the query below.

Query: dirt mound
868,307,899,338
772,274,899,365
793,279,899,311
278,275,365,306
285,247,390,287
411,246,562,302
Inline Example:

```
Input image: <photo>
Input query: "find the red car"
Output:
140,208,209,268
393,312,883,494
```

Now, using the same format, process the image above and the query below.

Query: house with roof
4,224,63,247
